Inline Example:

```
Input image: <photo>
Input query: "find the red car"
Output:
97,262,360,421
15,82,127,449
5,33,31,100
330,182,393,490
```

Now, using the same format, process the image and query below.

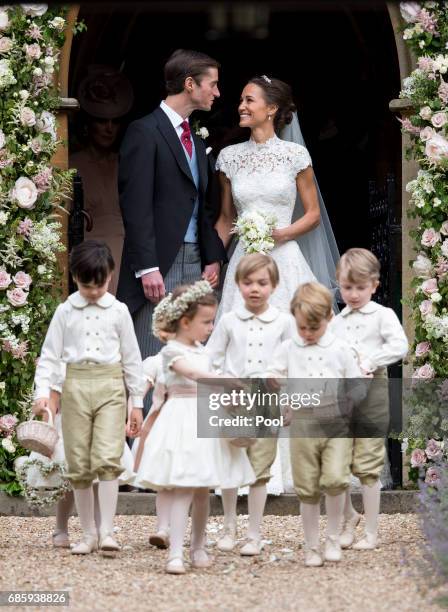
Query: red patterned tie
180,120,193,159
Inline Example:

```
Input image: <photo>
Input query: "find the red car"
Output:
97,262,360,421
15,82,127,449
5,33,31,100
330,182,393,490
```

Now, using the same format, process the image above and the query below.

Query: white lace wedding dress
216,135,316,494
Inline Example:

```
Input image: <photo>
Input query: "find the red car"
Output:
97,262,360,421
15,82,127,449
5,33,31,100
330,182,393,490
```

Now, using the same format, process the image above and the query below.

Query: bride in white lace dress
214,76,330,496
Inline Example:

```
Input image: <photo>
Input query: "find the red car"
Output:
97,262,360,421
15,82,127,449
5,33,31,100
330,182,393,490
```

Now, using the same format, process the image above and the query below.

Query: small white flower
434,197,442,207
32,67,42,77
49,16,65,30
2,437,15,453
431,292,443,302
0,210,9,225
37,264,46,274
21,4,48,17
196,126,209,139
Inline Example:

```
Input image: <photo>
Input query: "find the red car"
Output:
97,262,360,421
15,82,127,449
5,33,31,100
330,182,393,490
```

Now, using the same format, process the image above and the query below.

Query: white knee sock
247,484,267,541
169,488,194,560
156,490,173,533
97,479,119,538
343,487,357,520
190,488,210,551
93,483,101,533
300,502,320,549
221,488,238,528
55,491,74,533
73,486,96,538
362,480,381,536
325,493,345,537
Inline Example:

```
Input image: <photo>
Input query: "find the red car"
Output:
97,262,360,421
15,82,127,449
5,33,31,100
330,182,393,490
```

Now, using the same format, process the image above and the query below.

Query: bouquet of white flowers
231,210,277,254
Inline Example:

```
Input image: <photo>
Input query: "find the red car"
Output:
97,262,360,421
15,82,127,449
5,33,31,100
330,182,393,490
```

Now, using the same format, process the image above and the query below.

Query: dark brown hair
69,239,114,286
248,76,296,133
164,49,220,95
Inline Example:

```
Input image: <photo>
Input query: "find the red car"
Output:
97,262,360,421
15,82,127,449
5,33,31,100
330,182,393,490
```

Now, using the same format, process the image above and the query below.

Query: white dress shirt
268,329,366,408
135,100,190,279
330,301,408,373
34,291,144,407
206,305,297,378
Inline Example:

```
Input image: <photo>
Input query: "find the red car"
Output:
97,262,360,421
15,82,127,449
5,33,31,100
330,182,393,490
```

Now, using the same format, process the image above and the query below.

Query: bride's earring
267,115,271,121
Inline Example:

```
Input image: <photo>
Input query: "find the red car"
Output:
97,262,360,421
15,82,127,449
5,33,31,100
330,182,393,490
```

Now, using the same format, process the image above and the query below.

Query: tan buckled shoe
352,532,378,550
216,524,236,552
149,529,170,549
324,535,342,562
240,538,264,556
70,534,98,555
304,546,323,567
340,512,361,548
99,533,120,557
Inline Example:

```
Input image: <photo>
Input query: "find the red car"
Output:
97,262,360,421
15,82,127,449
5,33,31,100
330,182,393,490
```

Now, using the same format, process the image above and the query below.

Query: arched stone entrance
55,2,415,338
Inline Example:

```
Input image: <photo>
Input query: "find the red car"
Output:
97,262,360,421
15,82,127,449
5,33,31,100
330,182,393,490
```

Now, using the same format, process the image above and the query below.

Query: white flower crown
152,280,214,339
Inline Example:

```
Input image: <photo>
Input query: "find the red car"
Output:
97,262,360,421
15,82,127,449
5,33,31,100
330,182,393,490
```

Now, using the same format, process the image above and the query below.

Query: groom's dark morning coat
117,106,227,314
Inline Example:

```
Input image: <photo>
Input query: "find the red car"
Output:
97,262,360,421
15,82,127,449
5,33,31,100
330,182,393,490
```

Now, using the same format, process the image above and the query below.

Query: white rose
413,253,434,278
37,265,46,275
442,239,448,258
49,16,65,30
19,90,29,100
440,220,448,235
32,67,42,77
21,4,48,16
431,292,443,302
434,197,442,207
426,133,448,163
420,106,433,120
20,106,36,127
10,177,38,209
0,10,9,31
431,112,448,129
2,437,15,453
0,129,5,149
400,2,421,22
0,36,12,53
36,111,56,141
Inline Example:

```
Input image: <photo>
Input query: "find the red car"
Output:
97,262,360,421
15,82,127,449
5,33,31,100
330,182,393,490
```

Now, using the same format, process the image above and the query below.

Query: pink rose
413,363,435,380
425,439,443,462
421,228,441,247
29,137,42,155
431,112,448,129
419,299,436,317
415,341,431,358
0,36,12,54
420,106,433,121
20,107,36,128
421,277,438,295
13,271,32,290
410,448,427,468
7,287,28,307
418,56,435,73
441,239,448,258
425,133,448,164
425,466,441,486
400,2,421,23
420,126,436,142
23,42,41,61
435,257,448,278
439,81,448,105
0,414,18,434
0,268,11,289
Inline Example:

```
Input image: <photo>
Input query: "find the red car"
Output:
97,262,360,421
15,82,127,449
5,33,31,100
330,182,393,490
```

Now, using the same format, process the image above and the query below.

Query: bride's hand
271,228,290,244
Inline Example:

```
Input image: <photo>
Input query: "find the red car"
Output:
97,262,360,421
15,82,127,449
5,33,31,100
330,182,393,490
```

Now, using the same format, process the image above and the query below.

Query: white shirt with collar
135,100,191,279
330,300,408,373
268,330,366,409
34,291,144,407
206,305,296,378
268,329,362,379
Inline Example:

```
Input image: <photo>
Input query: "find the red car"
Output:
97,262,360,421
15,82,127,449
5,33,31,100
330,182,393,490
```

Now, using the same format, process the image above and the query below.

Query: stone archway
55,3,415,341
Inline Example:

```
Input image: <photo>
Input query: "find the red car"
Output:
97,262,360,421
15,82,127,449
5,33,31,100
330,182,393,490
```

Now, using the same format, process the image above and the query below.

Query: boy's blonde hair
290,282,333,327
235,253,279,287
336,248,380,283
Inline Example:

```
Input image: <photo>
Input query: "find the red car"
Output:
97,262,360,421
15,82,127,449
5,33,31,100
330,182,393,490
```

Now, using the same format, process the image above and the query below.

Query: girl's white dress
134,340,255,490
16,414,135,488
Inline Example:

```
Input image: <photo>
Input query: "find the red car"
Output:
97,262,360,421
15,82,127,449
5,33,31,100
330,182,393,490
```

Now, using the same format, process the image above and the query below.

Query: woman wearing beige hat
70,66,134,295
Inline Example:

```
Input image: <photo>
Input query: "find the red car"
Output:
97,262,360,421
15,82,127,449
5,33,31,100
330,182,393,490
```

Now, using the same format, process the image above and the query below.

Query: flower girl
134,280,255,574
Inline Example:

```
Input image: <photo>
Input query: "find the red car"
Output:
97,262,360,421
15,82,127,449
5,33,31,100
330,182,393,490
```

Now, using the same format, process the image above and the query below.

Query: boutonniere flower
196,126,209,139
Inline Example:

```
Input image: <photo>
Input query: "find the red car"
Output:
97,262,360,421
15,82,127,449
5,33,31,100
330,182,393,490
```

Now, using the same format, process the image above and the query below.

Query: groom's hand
142,270,166,303
202,262,220,288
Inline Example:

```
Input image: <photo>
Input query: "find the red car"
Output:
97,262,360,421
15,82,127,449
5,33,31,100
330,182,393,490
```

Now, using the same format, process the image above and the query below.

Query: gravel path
0,514,444,612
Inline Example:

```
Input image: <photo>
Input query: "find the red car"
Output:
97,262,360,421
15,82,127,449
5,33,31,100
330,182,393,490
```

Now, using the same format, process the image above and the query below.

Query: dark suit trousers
132,243,202,414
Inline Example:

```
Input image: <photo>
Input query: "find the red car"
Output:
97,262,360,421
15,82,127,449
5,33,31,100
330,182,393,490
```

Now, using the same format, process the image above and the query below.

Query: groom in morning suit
117,50,227,381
